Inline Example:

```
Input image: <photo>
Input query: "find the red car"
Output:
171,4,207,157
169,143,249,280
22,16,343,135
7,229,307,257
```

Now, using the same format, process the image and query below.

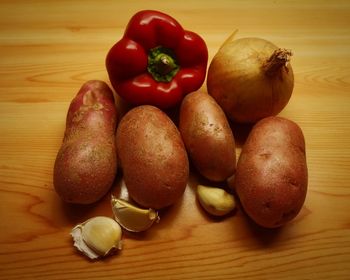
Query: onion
207,32,294,123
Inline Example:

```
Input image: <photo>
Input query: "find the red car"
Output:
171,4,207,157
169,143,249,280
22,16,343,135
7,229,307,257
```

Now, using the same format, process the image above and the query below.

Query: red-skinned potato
54,80,118,204
233,116,308,228
116,105,189,209
179,91,236,181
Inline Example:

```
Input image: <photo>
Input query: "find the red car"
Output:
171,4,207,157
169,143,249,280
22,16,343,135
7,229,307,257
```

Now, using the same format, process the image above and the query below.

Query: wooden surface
1,1,350,279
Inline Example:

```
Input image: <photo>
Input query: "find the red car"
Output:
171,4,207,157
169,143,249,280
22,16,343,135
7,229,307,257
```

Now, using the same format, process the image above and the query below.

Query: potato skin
179,91,236,181
116,105,189,209
234,116,308,228
54,80,117,204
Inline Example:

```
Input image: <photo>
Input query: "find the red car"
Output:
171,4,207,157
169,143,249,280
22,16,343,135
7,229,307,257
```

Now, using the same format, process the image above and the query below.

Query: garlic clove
71,216,122,259
71,226,100,259
81,217,122,255
111,196,159,232
197,185,236,216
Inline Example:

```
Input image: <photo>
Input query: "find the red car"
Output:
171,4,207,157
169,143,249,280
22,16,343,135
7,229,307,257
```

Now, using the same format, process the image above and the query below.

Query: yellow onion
207,32,294,123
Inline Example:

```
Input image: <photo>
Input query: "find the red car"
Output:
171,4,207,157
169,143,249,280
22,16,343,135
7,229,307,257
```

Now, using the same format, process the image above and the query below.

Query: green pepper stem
148,46,179,82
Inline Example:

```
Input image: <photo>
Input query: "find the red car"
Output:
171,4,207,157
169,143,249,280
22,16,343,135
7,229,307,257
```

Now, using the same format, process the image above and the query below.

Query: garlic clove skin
71,216,122,259
111,196,159,232
197,185,236,216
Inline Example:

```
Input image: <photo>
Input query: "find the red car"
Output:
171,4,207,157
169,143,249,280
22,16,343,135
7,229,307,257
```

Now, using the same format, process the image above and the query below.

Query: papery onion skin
207,37,294,123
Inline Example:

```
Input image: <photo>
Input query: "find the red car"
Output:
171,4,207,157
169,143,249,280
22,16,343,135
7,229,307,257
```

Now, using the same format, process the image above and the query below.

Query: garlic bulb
111,196,159,232
71,216,122,259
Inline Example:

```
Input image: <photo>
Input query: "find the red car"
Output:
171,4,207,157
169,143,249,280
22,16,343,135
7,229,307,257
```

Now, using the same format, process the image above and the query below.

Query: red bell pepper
106,10,208,109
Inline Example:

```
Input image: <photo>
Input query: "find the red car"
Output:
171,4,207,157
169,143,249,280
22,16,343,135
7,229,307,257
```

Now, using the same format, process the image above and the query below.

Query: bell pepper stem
148,46,179,82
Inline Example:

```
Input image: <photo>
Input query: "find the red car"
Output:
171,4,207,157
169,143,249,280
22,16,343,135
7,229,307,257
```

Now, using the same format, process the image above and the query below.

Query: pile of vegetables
53,10,308,259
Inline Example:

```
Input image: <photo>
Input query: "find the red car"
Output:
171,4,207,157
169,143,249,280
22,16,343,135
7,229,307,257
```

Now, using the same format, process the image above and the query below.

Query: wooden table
1,1,349,279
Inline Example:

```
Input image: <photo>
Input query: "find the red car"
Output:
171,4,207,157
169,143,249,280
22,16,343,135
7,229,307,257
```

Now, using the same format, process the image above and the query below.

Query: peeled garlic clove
71,216,122,259
197,185,236,216
111,196,159,232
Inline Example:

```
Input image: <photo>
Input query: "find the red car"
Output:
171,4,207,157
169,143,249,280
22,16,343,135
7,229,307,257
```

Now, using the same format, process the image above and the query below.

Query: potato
54,80,118,204
116,105,189,209
179,91,236,181
234,116,308,228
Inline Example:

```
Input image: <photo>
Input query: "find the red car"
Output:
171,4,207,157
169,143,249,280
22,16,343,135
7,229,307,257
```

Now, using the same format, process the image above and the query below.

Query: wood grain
1,0,350,279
